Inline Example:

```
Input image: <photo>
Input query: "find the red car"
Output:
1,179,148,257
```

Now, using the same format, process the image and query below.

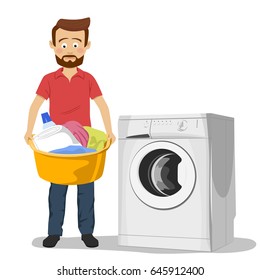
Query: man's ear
86,41,91,50
49,40,55,49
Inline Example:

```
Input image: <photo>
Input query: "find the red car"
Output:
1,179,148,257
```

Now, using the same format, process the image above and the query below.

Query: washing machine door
130,141,196,209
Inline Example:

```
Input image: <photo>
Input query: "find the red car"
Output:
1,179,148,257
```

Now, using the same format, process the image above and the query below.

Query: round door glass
130,141,196,209
139,149,182,197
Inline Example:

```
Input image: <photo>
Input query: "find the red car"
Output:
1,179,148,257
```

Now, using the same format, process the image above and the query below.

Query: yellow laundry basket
29,138,111,185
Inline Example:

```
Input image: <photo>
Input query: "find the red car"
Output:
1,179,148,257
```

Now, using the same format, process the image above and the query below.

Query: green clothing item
84,126,107,151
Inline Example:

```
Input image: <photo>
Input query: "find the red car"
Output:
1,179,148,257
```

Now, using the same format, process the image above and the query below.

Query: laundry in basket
33,125,86,153
33,114,96,155
50,145,96,154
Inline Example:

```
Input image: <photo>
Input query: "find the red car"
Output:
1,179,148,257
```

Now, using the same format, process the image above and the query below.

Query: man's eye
73,42,79,48
61,43,67,48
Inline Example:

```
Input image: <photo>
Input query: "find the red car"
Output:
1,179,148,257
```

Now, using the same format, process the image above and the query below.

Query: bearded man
24,17,115,248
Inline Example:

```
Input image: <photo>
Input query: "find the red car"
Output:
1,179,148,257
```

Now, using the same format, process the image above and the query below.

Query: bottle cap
41,112,52,124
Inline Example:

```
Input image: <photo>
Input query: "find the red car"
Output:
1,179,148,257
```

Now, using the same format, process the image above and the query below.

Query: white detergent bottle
33,113,81,152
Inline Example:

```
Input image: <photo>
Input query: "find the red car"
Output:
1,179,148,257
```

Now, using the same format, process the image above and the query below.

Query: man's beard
55,55,84,68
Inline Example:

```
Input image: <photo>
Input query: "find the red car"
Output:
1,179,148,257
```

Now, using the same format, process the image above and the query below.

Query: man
24,17,116,248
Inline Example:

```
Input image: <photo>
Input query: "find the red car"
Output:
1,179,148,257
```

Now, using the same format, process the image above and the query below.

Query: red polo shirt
36,68,102,126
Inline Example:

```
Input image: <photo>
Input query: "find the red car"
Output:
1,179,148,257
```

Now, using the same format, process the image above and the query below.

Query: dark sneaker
81,234,99,248
43,235,60,248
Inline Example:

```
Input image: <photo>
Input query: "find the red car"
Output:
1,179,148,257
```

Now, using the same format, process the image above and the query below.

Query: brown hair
52,17,90,47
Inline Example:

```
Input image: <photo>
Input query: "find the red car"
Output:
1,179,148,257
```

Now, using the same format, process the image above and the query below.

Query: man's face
50,28,90,68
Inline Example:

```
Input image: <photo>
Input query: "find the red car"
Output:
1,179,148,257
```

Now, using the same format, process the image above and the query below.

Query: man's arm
24,95,45,144
94,96,116,144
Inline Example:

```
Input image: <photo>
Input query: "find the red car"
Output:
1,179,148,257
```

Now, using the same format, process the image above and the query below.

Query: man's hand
107,132,116,144
24,131,33,144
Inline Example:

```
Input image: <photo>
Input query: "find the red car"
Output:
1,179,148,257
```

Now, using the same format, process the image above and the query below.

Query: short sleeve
89,75,102,99
36,75,50,100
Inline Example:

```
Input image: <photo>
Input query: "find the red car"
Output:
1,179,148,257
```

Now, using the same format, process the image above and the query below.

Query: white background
1,0,259,279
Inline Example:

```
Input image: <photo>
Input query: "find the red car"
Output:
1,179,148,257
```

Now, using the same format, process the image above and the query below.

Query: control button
177,120,188,131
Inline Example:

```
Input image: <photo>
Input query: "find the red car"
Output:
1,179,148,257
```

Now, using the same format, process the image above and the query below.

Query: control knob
177,120,188,131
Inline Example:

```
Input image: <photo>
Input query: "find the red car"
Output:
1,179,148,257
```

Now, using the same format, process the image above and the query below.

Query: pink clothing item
63,121,89,147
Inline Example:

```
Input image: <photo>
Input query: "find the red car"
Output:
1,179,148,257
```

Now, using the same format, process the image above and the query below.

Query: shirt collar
54,67,84,79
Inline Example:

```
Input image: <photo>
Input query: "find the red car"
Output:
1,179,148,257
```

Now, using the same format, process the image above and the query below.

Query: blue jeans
48,182,95,236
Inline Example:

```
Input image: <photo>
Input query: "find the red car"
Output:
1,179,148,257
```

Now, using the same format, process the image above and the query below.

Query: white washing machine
118,114,235,251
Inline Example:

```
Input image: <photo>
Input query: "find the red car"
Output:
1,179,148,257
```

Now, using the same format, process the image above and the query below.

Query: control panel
118,117,208,139
150,118,208,138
